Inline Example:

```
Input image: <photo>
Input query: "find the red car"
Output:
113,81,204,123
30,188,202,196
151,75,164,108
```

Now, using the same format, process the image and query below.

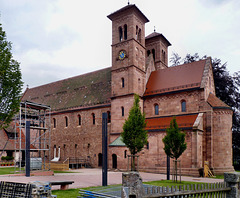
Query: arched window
119,26,123,42
92,113,95,125
162,50,166,63
78,114,81,125
146,142,149,150
181,100,186,112
107,111,111,123
124,150,127,158
121,78,125,88
124,24,127,40
154,104,159,115
136,26,138,40
147,50,151,56
152,49,156,61
121,107,124,117
138,28,141,43
65,116,68,127
112,154,117,169
53,118,56,128
163,51,166,63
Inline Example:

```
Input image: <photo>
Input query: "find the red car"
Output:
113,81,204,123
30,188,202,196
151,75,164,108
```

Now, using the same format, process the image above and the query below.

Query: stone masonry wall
50,105,111,168
144,90,201,117
212,108,234,174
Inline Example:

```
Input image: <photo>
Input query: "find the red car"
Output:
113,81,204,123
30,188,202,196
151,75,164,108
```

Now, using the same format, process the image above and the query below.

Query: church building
20,4,234,176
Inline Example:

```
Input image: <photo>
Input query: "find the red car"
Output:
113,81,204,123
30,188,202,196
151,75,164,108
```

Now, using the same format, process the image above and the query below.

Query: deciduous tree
162,117,187,182
0,23,23,128
121,94,148,171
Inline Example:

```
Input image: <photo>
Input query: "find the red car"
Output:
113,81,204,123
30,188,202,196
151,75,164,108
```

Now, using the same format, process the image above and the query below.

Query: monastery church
3,4,234,176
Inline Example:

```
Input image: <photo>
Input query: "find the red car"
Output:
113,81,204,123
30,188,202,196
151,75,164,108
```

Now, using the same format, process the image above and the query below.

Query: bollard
224,172,240,198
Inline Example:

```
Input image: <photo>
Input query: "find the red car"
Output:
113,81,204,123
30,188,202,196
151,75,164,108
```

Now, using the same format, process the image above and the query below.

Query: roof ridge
26,67,111,90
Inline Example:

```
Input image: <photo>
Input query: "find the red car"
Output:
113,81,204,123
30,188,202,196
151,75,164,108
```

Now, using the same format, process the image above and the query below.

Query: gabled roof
146,114,198,131
21,67,112,111
207,93,231,110
145,32,171,46
109,136,125,147
144,59,207,96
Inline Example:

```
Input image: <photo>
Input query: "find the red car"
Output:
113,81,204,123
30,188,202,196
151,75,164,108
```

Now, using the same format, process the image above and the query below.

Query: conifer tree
0,23,23,128
121,94,148,171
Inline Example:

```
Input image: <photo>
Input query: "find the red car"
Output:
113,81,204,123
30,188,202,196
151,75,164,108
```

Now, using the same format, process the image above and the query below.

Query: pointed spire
128,0,130,5
154,26,156,32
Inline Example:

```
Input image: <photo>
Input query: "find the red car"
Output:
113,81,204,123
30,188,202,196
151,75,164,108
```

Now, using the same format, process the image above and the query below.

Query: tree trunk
131,155,136,171
175,160,178,182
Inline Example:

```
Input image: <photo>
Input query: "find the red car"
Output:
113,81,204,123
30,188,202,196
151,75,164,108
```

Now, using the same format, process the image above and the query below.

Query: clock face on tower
118,50,126,60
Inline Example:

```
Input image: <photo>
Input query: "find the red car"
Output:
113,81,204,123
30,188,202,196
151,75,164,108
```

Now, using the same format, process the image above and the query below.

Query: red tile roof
207,93,231,109
145,114,198,131
21,67,112,111
144,59,206,96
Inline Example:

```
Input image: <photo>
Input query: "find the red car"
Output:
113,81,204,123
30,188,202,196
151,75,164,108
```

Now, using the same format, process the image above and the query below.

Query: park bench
49,180,74,190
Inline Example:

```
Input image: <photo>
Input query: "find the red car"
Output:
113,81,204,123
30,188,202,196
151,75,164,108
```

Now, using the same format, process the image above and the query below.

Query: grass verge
0,167,21,175
52,180,207,198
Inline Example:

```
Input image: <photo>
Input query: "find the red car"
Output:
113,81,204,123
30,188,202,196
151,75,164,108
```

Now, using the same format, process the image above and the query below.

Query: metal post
167,155,170,180
26,121,30,177
102,112,108,186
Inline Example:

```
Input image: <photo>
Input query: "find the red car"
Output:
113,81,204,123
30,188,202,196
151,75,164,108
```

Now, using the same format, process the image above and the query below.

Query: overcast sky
0,0,239,90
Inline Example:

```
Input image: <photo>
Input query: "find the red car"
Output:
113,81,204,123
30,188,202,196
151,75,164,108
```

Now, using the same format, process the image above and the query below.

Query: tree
162,117,187,182
121,94,148,171
0,23,23,129
162,117,187,160
170,52,240,167
170,52,181,66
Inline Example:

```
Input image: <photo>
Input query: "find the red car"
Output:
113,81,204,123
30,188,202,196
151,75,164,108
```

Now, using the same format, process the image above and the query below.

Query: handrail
63,158,69,164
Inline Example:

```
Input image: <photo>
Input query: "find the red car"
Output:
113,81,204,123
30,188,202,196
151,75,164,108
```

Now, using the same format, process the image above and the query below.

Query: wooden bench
49,181,74,190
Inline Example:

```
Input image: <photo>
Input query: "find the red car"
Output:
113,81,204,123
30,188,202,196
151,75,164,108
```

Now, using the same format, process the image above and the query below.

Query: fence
122,172,240,198
143,182,231,198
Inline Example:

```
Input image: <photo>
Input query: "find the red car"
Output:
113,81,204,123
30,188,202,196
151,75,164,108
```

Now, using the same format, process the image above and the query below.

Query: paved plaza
0,168,223,190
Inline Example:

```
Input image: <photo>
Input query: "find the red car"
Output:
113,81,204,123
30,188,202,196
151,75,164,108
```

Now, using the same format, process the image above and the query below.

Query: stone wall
212,108,234,174
144,90,201,117
50,105,111,168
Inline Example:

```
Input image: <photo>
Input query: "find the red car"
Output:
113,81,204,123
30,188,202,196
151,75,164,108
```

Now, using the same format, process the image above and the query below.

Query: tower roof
107,4,149,23
146,31,171,46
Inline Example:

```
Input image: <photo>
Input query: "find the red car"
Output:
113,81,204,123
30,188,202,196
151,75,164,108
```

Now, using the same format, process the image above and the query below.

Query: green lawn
0,167,22,175
52,180,207,198
0,167,77,175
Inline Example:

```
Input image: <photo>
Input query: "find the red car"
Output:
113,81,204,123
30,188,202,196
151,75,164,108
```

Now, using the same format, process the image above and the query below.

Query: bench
50,181,74,190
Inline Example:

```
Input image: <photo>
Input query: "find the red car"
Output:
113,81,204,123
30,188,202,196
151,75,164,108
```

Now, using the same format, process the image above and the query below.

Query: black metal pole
167,155,170,180
26,121,30,177
102,113,108,186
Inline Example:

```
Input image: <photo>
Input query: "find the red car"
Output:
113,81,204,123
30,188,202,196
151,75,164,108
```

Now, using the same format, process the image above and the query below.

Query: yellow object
204,161,214,177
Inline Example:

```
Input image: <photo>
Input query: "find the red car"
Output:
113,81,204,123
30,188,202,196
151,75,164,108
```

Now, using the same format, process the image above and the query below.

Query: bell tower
108,4,149,133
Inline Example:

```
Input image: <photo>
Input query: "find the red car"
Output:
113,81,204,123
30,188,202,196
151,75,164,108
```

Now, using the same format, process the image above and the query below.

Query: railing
144,182,231,198
122,172,240,198
69,157,90,168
